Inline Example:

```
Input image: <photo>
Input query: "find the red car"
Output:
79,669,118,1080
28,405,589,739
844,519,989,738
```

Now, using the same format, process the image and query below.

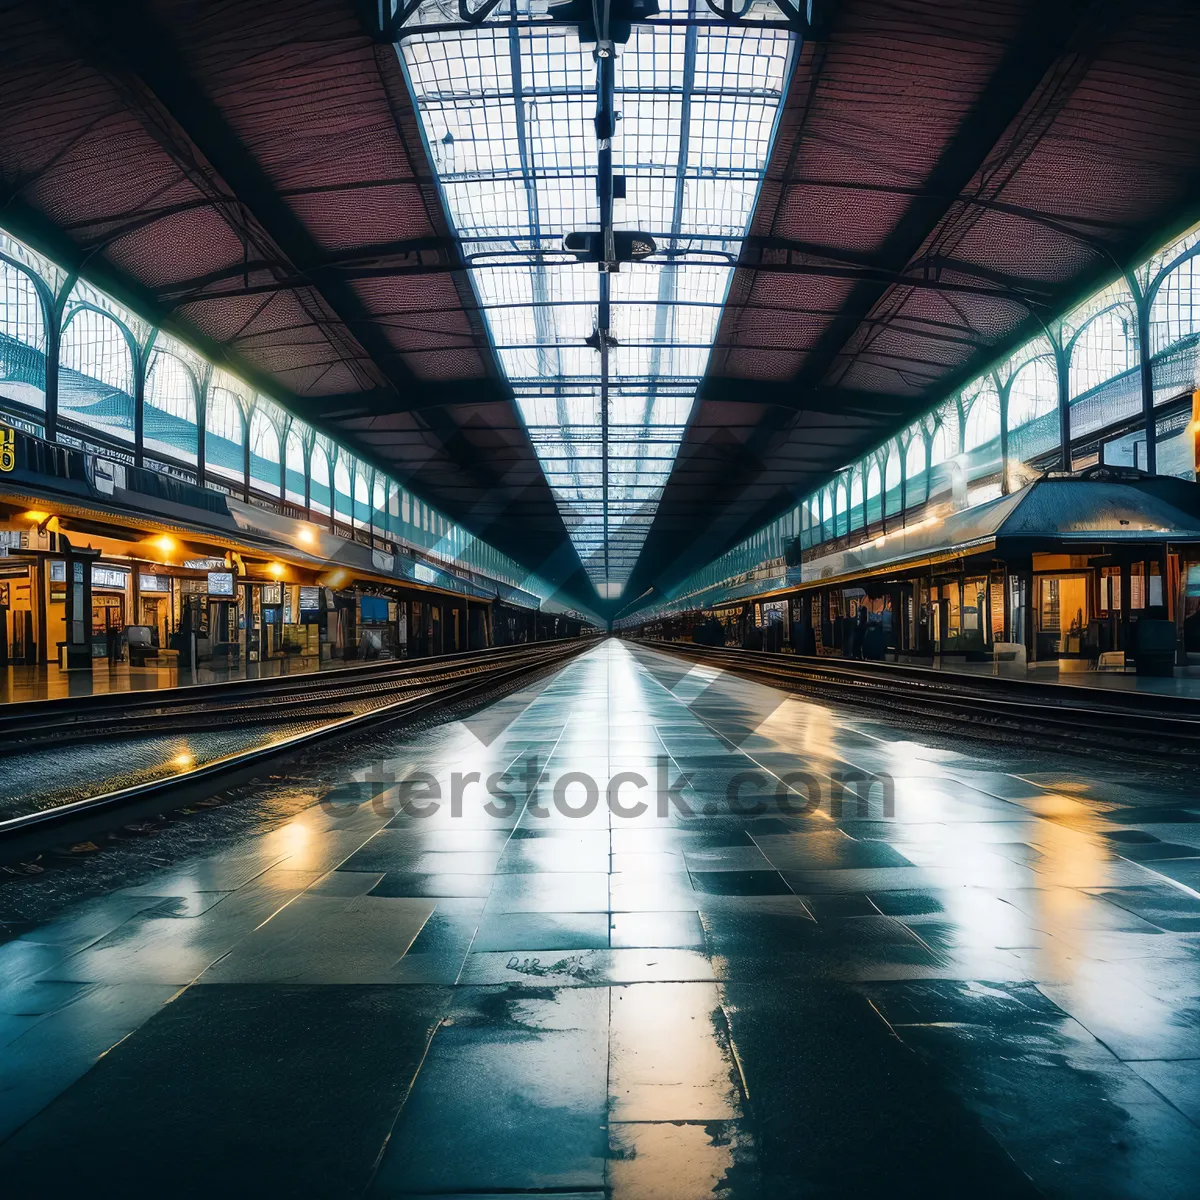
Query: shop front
0,554,37,666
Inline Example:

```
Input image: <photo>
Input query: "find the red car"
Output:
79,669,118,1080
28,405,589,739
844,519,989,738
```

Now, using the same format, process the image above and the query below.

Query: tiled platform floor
926,653,1200,698
1,639,1198,1197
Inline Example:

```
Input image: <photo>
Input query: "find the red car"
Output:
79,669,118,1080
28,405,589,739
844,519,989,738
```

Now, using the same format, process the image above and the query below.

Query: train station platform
0,654,341,704
1,638,1198,1197
925,654,1200,698
0,653,363,704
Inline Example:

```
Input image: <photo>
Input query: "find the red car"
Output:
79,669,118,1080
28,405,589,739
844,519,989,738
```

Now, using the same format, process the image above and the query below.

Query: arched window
834,477,848,537
310,443,332,515
0,260,47,411
802,498,818,549
143,350,198,465
817,487,830,542
849,469,864,531
59,307,136,441
905,434,927,507
334,457,353,523
929,423,950,467
866,460,882,523
964,383,1001,452
249,408,281,496
935,402,960,459
1007,356,1061,475
204,386,246,484
884,443,901,512
285,425,307,505
1069,307,1138,398
354,468,371,529
1008,357,1058,429
387,482,401,538
372,476,387,532
1149,255,1200,354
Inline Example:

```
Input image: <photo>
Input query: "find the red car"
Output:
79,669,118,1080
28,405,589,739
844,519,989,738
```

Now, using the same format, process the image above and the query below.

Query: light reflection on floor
1,638,1199,1197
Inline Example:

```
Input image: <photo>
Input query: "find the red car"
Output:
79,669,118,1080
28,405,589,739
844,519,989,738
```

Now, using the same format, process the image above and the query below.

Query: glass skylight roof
396,0,794,598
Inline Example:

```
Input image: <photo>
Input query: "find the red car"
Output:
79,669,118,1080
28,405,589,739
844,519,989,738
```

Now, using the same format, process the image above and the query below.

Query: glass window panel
0,260,47,412
354,468,372,529
204,384,246,484
285,426,307,505
1069,307,1138,398
1150,255,1200,352
334,457,353,521
310,443,332,515
144,350,198,465
59,307,136,442
400,14,794,595
906,435,928,508
249,408,281,496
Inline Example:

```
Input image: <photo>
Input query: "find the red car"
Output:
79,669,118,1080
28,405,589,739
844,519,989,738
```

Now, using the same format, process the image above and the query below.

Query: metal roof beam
44,0,587,584
794,0,1105,389
54,0,419,394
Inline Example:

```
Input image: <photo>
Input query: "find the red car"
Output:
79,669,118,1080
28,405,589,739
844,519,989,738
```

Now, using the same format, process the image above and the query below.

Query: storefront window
989,573,1006,641
1100,566,1121,613
943,582,961,645
1131,562,1145,609
1038,575,1088,656
962,576,987,644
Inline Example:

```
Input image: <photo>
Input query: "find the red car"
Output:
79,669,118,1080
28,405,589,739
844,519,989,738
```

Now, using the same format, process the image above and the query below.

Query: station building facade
0,226,584,667
619,222,1200,673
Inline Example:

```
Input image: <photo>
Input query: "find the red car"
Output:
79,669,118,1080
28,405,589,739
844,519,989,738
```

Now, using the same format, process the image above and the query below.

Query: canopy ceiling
3,0,1199,611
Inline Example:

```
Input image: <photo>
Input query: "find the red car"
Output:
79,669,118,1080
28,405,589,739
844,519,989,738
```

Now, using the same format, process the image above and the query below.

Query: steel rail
636,639,1200,754
0,642,588,746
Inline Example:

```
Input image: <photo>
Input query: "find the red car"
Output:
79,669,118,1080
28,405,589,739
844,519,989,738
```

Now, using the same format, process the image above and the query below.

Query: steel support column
1055,342,1071,472
1133,286,1157,475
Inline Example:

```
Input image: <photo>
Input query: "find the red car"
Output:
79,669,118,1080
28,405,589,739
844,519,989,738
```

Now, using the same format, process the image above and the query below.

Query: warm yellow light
23,510,50,524
325,569,347,589
268,561,285,579
297,526,316,546
152,535,177,556
172,752,194,769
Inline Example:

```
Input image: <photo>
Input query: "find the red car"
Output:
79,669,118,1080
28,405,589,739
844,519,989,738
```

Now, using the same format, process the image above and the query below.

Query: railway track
0,642,584,752
634,639,1200,757
0,639,592,865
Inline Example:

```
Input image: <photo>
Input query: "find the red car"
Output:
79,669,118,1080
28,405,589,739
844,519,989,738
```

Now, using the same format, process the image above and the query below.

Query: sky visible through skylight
398,0,794,598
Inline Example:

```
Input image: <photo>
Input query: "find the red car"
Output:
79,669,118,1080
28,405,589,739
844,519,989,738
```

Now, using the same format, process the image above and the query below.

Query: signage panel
207,571,235,596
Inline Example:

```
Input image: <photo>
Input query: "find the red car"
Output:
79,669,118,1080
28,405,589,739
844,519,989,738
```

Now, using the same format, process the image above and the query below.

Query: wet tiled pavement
2,638,1199,1197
